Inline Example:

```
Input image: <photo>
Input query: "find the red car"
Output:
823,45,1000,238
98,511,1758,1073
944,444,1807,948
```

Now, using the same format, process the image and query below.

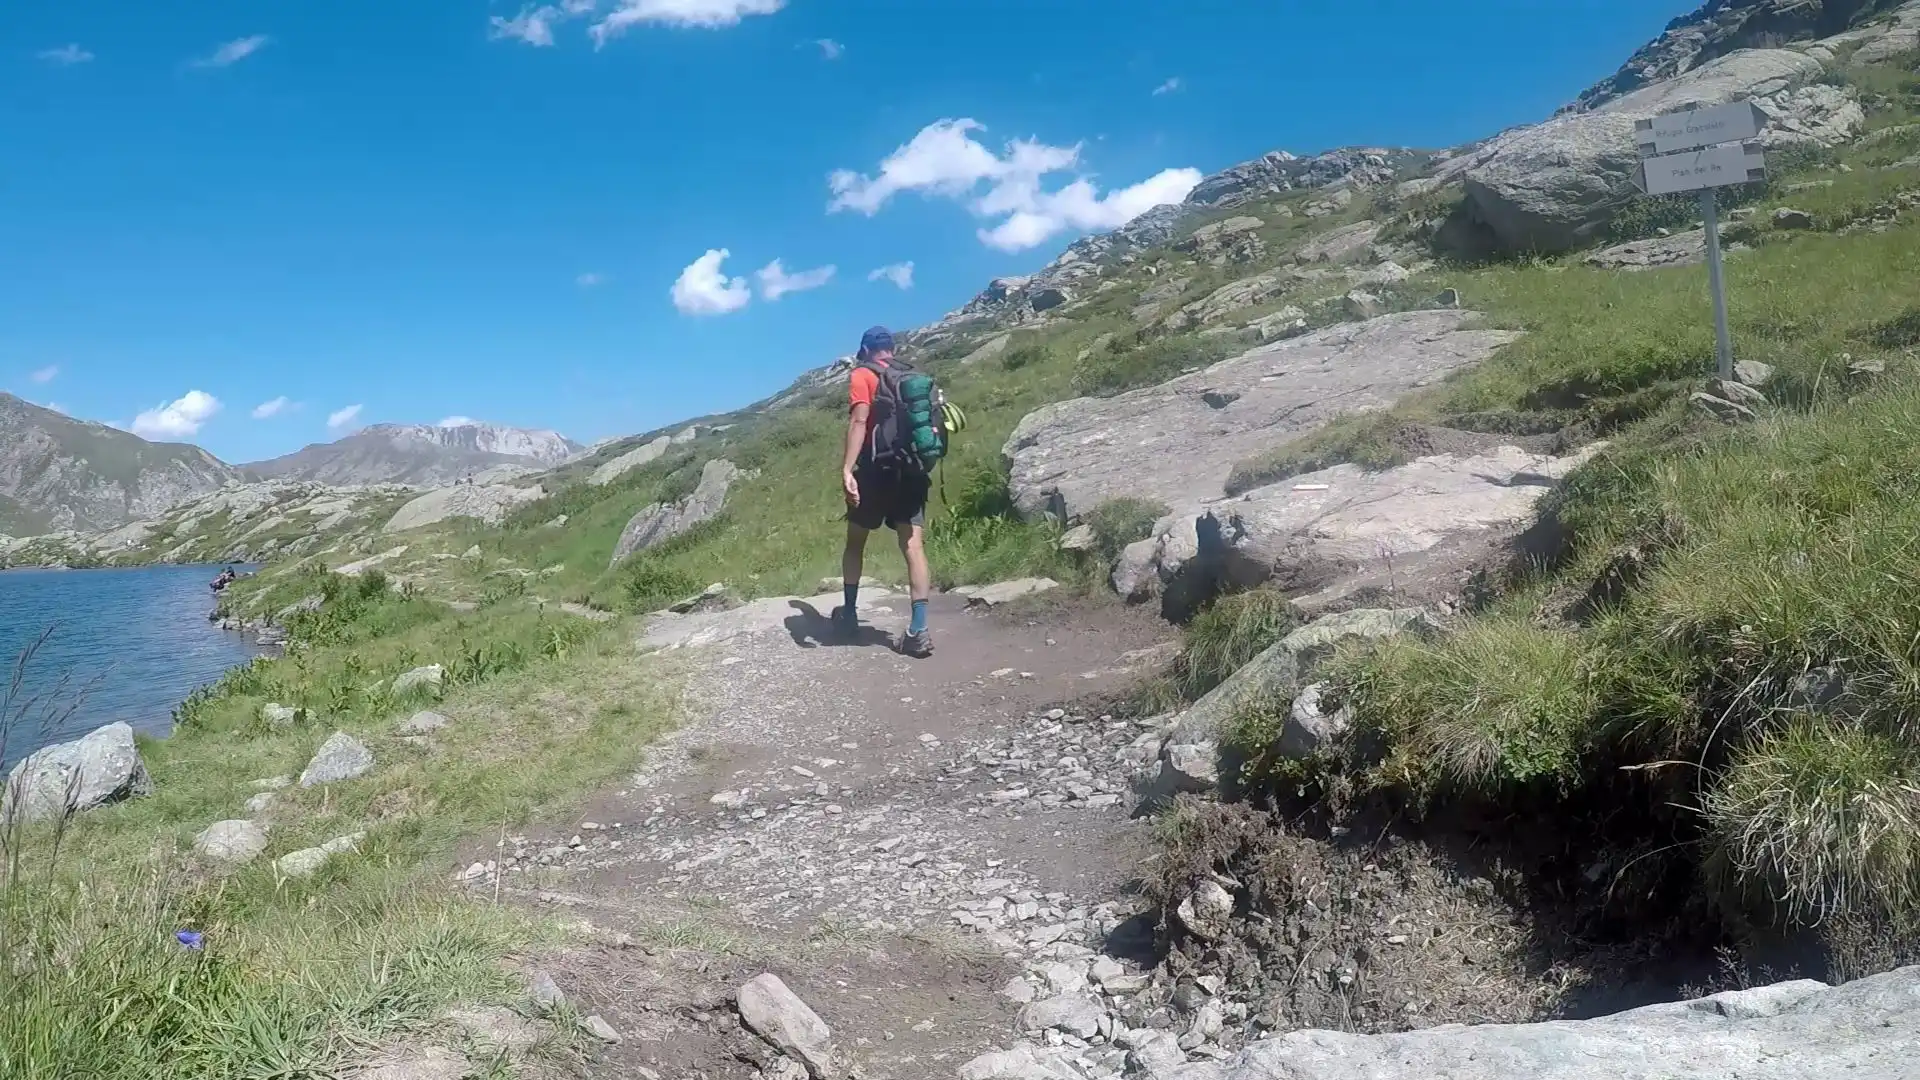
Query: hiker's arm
842,403,868,475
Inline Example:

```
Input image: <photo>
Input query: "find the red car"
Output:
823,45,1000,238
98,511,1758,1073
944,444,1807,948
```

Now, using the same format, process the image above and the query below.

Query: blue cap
859,326,894,356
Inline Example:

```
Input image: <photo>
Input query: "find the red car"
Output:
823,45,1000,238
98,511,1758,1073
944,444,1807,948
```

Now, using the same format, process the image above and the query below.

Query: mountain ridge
240,422,584,488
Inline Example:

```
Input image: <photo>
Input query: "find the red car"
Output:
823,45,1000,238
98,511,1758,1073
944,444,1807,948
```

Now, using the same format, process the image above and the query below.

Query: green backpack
859,358,949,473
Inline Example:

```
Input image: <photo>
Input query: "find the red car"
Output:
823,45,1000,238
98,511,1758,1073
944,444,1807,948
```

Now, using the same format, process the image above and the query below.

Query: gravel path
472,588,1182,1080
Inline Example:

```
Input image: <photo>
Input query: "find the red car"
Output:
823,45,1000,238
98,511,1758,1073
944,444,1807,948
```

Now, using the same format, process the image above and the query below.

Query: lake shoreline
0,563,273,766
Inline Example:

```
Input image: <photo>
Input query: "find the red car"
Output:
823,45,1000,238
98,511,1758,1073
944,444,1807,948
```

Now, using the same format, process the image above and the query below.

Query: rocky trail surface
463,586,1189,1080
412,581,1920,1080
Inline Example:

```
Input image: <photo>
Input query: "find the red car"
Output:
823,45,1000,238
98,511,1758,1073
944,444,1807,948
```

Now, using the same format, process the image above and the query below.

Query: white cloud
38,45,94,65
829,118,1202,252
132,390,221,439
29,365,58,385
251,395,293,419
42,402,67,415
327,404,364,430
192,35,270,69
592,0,784,44
812,38,844,59
755,259,836,301
491,7,563,46
671,249,752,315
576,271,607,287
1152,77,1183,96
438,416,481,428
868,262,914,290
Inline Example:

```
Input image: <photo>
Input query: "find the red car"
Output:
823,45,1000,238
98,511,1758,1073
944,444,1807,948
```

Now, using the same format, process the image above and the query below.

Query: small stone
1044,962,1089,995
528,970,566,1014
1175,881,1234,941
298,731,374,788
274,832,365,879
244,791,277,815
392,664,445,695
736,973,838,1079
1018,995,1107,1039
260,703,300,729
193,819,269,866
1002,977,1039,1004
397,710,450,736
1090,957,1125,986
1772,207,1816,230
581,1014,621,1043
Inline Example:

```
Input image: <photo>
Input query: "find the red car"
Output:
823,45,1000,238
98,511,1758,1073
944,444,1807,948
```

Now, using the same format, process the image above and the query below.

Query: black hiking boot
830,605,859,640
901,627,934,658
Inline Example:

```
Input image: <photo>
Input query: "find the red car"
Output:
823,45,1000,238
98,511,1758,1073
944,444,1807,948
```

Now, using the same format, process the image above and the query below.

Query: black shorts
848,466,930,531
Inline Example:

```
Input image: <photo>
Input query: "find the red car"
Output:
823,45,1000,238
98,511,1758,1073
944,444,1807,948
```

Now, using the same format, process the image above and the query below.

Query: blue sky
1,0,1694,464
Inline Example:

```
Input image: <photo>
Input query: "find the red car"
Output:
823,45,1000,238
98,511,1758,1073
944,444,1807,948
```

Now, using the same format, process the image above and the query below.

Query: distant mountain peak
241,420,581,487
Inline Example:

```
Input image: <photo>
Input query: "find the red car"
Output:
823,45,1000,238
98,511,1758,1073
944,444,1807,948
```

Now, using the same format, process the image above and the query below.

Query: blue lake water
0,564,267,766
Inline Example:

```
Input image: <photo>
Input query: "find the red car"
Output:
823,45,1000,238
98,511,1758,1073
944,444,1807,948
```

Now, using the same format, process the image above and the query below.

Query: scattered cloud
41,402,67,415
38,44,94,66
250,396,293,419
29,365,58,385
576,271,607,287
756,259,836,301
492,1,777,48
592,0,786,45
829,118,1202,252
327,404,364,430
191,35,271,69
868,262,915,290
671,249,752,315
1152,76,1183,96
811,38,844,59
438,416,481,428
132,390,222,439
490,1,596,46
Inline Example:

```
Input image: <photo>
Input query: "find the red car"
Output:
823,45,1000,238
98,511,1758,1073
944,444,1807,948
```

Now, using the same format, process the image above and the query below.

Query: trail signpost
1632,101,1769,380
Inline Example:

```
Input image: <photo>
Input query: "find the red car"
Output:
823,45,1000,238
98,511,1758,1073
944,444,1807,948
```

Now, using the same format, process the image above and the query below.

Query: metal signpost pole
1632,100,1767,385
1699,189,1734,381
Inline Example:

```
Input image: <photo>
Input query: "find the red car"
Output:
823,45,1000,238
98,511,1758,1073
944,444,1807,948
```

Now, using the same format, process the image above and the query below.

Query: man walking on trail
836,325,934,657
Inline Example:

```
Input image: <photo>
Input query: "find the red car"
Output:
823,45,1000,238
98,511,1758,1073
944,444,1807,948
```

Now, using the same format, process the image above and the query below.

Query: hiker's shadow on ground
784,601,895,650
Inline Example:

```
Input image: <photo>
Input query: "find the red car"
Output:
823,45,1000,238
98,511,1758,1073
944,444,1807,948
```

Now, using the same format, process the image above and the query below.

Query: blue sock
843,583,858,616
909,599,929,634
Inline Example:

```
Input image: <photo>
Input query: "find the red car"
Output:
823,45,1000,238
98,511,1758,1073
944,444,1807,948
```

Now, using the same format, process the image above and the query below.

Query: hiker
837,325,935,657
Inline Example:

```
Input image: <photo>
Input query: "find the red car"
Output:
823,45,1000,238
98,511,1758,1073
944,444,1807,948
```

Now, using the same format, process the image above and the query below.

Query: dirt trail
484,587,1179,1080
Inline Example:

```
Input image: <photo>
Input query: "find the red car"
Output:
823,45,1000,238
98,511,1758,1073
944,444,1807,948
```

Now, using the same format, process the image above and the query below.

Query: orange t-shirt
849,360,888,446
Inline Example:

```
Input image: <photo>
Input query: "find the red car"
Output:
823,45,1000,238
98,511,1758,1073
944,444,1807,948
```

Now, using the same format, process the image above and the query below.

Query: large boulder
1445,49,1863,256
589,435,672,486
383,483,544,534
1189,966,1920,1080
3,722,153,823
1003,311,1519,524
1117,444,1604,615
610,459,740,566
1140,609,1435,807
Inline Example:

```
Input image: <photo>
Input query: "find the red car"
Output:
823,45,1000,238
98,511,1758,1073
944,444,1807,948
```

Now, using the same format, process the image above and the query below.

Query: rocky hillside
0,392,237,534
243,422,582,487
1571,0,1915,111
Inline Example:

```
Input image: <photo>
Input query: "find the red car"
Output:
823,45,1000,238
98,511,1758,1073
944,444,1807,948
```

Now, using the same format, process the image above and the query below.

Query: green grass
1315,361,1920,936
2,579,677,1077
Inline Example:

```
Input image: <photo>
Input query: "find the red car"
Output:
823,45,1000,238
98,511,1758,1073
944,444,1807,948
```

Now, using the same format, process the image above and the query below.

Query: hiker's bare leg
896,523,931,602
843,523,870,585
